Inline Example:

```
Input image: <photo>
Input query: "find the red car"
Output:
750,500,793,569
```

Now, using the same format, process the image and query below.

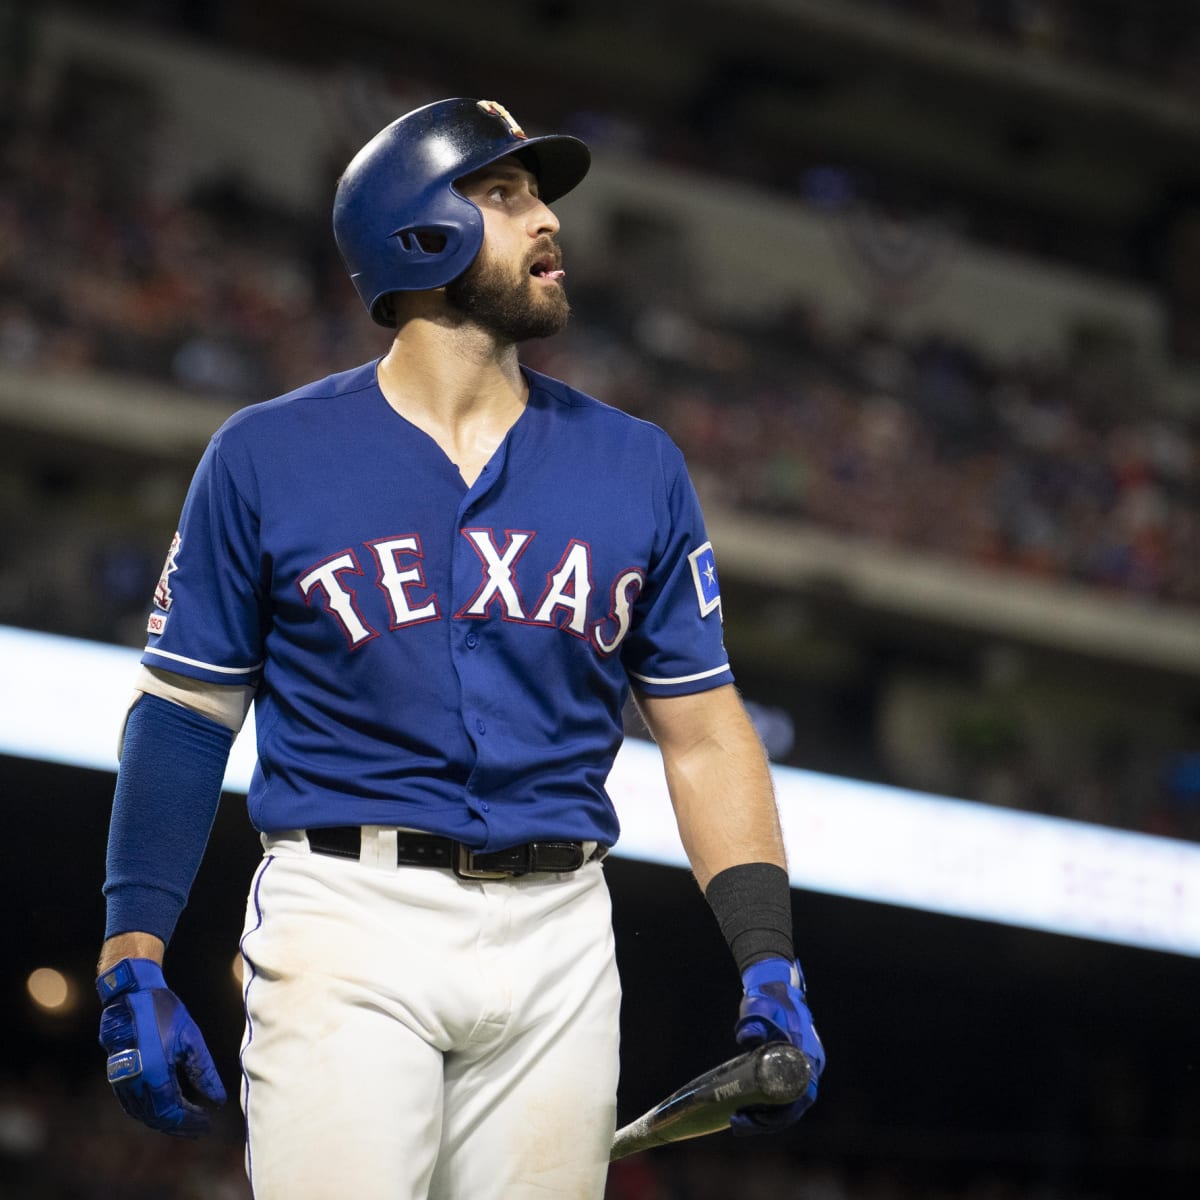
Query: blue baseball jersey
142,361,733,850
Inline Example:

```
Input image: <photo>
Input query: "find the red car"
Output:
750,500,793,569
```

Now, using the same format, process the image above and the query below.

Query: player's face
447,158,570,342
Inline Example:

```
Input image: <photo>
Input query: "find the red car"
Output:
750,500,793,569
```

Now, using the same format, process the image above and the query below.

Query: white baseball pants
238,828,622,1199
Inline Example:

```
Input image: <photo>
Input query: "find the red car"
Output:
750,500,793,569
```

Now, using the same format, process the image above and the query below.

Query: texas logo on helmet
476,99,527,139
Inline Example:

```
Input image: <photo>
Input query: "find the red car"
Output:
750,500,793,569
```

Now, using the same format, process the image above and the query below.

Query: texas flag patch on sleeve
687,542,722,619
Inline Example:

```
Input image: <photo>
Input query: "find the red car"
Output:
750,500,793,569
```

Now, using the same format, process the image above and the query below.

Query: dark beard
445,251,570,343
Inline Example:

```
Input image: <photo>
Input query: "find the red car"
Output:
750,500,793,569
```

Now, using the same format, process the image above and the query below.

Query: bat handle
609,1043,811,1161
755,1042,811,1103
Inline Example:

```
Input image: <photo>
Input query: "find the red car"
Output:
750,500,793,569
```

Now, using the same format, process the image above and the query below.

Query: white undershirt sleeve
118,666,256,756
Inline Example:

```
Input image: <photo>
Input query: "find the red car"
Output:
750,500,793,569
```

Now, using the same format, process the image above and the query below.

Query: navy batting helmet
333,97,591,326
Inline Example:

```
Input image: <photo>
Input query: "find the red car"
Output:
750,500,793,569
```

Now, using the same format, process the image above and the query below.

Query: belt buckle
453,843,512,880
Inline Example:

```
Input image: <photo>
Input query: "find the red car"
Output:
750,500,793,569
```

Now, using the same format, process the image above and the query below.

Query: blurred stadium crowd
1,64,1196,610
850,0,1200,102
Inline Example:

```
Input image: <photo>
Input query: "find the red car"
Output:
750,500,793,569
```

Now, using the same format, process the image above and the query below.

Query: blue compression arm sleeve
102,693,235,944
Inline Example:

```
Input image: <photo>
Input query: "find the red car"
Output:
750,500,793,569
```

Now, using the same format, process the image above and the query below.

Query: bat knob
754,1043,811,1104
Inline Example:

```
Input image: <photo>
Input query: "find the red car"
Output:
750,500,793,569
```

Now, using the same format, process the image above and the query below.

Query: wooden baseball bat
609,1042,811,1160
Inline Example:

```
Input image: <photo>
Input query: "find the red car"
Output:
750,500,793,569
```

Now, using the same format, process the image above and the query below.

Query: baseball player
95,97,825,1199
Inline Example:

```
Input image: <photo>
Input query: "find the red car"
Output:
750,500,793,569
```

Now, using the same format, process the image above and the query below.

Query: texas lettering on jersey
297,527,649,657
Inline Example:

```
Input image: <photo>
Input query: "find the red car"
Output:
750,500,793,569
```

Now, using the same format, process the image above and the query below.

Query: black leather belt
305,826,604,879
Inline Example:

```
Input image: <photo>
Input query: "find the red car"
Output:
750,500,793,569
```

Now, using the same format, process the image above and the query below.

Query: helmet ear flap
372,222,472,326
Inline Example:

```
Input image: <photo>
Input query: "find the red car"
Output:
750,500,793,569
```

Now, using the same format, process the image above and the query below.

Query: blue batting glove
731,956,825,1136
97,958,227,1137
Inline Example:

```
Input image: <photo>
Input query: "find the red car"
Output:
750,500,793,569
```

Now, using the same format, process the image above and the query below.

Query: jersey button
465,632,478,649
481,801,490,812
475,718,486,735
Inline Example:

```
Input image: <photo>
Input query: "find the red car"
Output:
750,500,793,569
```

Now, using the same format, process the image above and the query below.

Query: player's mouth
529,253,565,283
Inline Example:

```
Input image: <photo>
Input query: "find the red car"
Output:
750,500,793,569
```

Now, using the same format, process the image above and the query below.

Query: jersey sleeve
141,436,267,687
621,451,735,697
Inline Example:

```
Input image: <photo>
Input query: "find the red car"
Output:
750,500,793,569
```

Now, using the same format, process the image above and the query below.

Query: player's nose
528,197,560,238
